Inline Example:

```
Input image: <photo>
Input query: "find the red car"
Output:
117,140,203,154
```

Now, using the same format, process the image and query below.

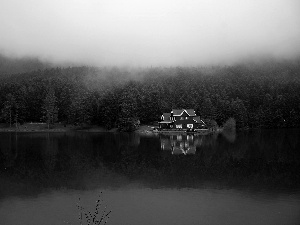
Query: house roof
186,109,196,116
193,116,206,124
160,113,173,123
172,109,196,116
172,109,183,115
163,113,171,119
162,113,171,121
193,116,201,123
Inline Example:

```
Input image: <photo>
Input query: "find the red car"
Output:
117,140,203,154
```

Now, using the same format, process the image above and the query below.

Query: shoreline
0,124,157,133
0,123,114,133
0,123,245,134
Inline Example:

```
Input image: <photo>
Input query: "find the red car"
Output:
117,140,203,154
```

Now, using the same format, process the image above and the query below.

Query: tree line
0,58,300,129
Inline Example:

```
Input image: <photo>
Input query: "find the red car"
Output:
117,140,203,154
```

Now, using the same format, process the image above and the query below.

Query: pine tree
1,94,16,127
42,88,58,129
118,85,140,131
68,91,92,126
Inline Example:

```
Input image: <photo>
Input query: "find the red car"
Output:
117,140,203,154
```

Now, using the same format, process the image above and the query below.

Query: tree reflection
221,130,236,143
0,130,299,196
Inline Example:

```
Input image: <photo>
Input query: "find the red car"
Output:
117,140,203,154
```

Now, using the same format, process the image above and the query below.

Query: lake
0,129,299,225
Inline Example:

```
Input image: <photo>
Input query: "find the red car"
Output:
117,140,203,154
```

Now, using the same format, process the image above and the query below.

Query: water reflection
0,130,300,225
160,134,203,155
0,129,299,194
1,132,18,169
221,130,237,143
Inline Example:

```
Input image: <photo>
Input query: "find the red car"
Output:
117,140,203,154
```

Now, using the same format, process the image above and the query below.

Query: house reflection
160,134,203,155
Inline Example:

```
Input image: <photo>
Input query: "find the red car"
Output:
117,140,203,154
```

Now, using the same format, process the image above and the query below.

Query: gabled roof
160,113,172,123
186,109,196,116
193,116,201,123
172,109,196,116
193,116,206,124
162,113,171,121
172,109,183,116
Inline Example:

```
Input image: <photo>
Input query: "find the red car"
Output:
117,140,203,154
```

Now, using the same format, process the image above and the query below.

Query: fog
0,0,300,66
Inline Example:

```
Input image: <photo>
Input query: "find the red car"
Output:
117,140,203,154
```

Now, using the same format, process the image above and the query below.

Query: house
158,109,207,130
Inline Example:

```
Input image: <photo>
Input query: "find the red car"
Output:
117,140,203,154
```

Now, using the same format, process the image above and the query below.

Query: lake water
0,129,299,225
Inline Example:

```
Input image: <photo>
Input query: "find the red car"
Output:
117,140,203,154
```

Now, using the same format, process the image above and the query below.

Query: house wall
174,118,196,129
159,123,172,129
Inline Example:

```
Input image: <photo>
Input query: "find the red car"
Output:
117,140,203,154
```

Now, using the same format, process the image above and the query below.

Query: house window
186,117,188,120
180,117,184,120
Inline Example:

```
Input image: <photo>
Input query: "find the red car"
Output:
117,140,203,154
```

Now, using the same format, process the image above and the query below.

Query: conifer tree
42,88,58,129
1,94,16,128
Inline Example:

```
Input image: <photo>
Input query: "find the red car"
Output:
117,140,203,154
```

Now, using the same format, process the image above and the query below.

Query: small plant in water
66,192,112,225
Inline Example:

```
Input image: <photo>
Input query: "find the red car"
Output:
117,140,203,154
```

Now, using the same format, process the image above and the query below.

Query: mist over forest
0,56,300,130
1,0,300,130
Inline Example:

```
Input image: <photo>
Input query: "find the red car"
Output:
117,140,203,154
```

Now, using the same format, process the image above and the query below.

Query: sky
0,0,300,66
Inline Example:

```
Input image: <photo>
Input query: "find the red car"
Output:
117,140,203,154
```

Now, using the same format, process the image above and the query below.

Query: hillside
0,53,54,75
0,59,300,130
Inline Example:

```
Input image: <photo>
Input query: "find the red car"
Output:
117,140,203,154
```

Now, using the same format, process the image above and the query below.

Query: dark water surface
0,129,300,225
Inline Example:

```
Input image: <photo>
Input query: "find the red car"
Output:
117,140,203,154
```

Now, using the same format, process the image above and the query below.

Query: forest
0,58,300,130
